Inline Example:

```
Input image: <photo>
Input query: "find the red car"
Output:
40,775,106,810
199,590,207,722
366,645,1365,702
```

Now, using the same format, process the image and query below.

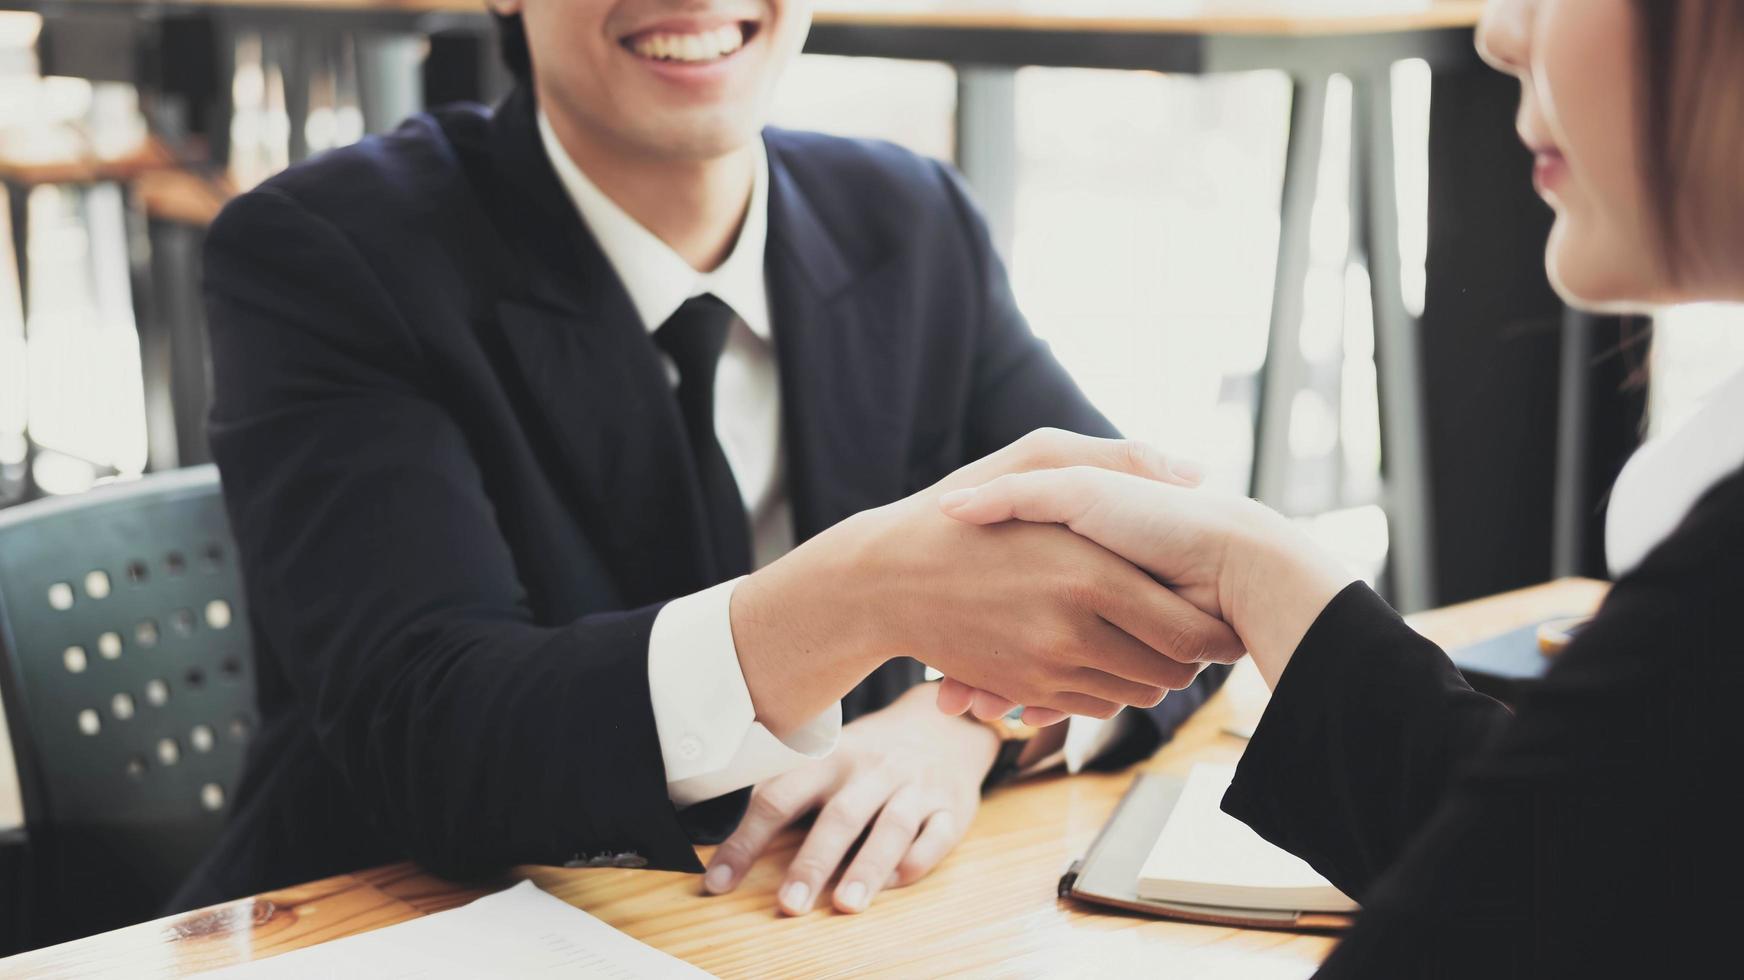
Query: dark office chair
0,466,255,949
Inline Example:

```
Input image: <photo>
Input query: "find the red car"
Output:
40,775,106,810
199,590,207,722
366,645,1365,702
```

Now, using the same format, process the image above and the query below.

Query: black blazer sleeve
204,189,728,879
935,161,1230,751
1223,471,1744,977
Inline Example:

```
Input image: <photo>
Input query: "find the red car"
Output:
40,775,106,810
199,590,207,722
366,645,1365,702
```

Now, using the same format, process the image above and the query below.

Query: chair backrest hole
126,560,148,584
200,783,224,811
190,723,215,753
77,709,100,735
98,631,122,659
144,678,170,707
84,570,111,599
110,692,135,720
47,582,74,610
125,756,148,780
171,608,196,636
165,551,187,575
136,620,159,648
220,656,243,680
202,544,225,569
185,667,205,689
229,714,251,742
156,738,180,766
63,646,88,673
205,599,232,629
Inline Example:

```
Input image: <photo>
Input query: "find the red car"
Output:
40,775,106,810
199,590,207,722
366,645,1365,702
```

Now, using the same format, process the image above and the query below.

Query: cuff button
677,734,704,761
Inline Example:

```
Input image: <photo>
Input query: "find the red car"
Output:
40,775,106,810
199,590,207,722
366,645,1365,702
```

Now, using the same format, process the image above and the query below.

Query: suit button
613,852,648,869
677,735,704,761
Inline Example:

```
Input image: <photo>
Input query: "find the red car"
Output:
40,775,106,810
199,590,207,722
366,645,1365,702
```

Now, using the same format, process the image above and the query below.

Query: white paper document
200,880,714,979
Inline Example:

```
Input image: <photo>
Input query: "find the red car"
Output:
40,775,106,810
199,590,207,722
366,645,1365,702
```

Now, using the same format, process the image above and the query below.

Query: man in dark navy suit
175,0,1234,917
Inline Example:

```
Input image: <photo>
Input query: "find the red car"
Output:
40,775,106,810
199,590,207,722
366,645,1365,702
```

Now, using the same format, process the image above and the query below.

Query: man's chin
625,114,765,163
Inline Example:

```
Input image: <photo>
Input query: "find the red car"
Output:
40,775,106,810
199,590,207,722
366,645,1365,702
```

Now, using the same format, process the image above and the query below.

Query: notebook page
198,880,714,978
1138,763,1353,909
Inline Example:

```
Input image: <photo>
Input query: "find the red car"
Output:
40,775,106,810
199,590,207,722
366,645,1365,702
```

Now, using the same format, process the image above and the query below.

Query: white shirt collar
535,108,772,341
1607,366,1744,577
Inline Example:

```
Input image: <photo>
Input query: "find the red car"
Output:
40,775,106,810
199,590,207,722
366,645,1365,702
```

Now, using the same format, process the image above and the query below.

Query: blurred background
3,4,1741,587
0,0,1741,953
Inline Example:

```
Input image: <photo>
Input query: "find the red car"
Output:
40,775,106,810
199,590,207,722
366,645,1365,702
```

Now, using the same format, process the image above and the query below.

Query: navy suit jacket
173,86,1226,910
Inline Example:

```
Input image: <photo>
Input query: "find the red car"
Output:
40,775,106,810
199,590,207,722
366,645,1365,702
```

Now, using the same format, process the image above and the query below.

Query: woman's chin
1545,231,1665,315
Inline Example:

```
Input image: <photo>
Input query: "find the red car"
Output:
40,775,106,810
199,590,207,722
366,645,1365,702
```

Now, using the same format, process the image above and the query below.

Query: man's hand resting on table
702,684,997,915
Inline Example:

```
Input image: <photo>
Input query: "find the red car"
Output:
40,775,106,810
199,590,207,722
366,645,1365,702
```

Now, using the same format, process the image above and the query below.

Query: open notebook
1138,764,1355,913
1060,766,1357,930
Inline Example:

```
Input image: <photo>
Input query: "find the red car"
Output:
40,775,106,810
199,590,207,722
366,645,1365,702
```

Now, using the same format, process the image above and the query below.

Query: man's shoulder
764,128,943,182
762,128,986,261
217,103,493,250
763,128,970,221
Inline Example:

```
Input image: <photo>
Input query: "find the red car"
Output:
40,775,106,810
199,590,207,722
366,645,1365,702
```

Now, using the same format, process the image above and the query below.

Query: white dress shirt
536,111,1123,807
1608,366,1744,578
538,111,837,808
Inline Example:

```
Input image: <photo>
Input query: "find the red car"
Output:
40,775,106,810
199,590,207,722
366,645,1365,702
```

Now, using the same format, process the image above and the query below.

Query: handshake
730,429,1353,738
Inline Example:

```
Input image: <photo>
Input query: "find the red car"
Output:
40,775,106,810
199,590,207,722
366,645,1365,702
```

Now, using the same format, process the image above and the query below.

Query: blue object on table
1447,620,1567,702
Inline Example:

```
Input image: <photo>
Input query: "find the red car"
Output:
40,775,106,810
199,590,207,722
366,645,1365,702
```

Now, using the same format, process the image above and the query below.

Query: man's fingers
779,772,895,916
1028,691,1125,720
704,768,830,895
895,809,963,887
832,787,937,913
1078,617,1213,690
1019,705,1069,726
1062,665,1178,712
935,677,975,716
1098,571,1247,666
1008,429,1203,487
942,681,1067,727
968,687,1020,721
939,468,1095,527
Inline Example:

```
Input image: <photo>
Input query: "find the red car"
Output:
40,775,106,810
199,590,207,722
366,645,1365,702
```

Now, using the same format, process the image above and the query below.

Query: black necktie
654,295,754,580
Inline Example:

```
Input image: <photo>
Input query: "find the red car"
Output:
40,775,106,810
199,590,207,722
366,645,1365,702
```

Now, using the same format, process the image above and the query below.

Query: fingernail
938,487,976,511
703,863,734,894
779,881,812,915
1169,457,1205,485
837,881,868,912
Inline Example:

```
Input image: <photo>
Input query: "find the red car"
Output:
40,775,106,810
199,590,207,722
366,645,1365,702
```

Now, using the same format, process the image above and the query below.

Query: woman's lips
1532,148,1568,198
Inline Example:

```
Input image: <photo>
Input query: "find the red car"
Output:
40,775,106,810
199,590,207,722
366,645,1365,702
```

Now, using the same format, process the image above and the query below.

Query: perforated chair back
0,466,255,945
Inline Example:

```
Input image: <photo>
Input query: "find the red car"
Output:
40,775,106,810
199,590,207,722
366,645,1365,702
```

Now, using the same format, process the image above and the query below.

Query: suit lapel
764,139,910,544
479,88,716,605
764,139,923,715
470,99,912,604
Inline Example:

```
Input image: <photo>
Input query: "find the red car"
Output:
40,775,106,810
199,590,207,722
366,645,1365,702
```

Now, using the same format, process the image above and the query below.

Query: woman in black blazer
935,0,1744,975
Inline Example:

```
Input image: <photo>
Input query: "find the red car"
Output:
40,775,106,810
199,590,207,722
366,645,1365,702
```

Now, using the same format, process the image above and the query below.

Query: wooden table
0,578,1607,978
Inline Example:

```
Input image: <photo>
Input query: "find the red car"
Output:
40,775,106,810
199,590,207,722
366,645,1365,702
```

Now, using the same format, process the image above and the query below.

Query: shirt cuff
647,577,842,808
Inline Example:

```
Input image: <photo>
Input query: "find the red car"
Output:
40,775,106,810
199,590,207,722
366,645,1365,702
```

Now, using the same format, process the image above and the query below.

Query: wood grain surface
0,578,1607,978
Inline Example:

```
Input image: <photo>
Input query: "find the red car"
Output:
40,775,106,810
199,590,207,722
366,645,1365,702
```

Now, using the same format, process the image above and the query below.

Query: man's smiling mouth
622,21,761,64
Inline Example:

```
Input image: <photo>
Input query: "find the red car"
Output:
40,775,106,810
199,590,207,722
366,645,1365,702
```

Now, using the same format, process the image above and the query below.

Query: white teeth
629,24,746,63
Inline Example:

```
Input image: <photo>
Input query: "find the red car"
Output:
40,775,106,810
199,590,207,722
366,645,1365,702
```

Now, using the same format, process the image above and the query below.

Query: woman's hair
1632,1,1744,282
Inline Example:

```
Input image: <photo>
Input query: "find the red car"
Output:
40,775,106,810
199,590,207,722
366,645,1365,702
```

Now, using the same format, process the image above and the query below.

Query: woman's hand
938,466,1356,689
702,684,999,915
732,429,1238,736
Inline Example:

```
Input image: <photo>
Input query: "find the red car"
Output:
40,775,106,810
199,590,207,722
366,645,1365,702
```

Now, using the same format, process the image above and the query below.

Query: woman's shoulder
1570,463,1744,685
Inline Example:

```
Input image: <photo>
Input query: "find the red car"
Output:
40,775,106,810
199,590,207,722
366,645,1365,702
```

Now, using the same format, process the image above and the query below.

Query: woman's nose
1477,0,1534,76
